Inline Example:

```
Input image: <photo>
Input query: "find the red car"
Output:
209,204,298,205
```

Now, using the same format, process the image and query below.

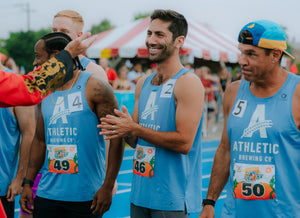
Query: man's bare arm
7,106,36,201
99,73,204,154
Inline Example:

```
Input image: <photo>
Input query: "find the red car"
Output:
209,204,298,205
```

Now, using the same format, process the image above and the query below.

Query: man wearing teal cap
199,20,300,218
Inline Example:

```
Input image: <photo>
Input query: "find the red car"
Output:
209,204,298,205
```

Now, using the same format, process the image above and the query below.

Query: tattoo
93,81,119,119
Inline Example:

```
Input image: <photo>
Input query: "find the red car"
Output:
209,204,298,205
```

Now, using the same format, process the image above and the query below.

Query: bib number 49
53,160,70,171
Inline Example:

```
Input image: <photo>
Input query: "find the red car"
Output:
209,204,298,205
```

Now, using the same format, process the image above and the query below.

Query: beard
147,41,176,63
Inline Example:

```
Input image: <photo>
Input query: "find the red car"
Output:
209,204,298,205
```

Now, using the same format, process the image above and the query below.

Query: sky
1,0,300,46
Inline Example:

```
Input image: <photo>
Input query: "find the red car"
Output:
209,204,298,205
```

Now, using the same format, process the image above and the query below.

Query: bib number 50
242,183,265,197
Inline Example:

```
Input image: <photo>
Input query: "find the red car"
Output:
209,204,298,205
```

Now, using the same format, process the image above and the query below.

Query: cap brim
283,50,295,59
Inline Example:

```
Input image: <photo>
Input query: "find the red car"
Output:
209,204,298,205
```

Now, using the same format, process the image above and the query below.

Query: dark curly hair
40,32,83,70
150,9,188,41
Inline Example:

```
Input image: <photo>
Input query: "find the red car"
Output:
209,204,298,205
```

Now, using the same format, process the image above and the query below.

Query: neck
152,55,183,85
250,67,288,97
57,69,81,91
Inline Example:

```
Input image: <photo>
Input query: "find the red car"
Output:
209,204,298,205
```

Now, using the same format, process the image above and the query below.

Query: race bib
133,145,155,177
233,163,275,200
47,144,78,174
68,92,83,113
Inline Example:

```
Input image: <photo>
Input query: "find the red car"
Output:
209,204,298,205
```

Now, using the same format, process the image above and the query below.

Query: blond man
52,10,108,82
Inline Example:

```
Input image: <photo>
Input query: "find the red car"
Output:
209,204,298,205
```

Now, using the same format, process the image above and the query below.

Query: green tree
134,12,150,20
4,29,50,73
90,19,114,35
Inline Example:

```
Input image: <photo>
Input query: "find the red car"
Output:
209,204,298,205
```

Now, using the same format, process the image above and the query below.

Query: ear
272,49,283,63
51,50,60,58
175,36,185,49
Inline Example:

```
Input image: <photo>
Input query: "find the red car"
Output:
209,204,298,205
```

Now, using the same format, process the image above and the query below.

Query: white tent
87,16,241,63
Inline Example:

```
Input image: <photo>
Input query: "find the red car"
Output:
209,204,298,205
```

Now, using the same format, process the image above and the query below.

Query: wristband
202,199,215,207
22,178,34,187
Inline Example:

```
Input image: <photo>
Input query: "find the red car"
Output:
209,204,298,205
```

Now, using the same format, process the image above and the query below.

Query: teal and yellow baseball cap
238,20,295,59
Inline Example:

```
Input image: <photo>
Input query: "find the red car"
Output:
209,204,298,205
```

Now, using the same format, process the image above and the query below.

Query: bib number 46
134,161,145,174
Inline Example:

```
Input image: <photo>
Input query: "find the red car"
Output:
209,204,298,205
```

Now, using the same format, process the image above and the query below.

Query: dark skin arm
7,106,36,202
86,76,125,215
19,104,46,214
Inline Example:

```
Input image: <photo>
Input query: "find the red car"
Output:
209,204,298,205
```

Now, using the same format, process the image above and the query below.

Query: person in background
195,66,222,134
99,58,118,87
3,56,20,74
99,9,204,218
127,63,145,91
199,20,300,218
0,61,36,218
52,10,107,82
113,65,131,90
215,66,232,123
233,68,243,81
184,62,194,72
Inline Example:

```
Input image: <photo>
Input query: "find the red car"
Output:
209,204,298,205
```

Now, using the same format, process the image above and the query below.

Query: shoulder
175,71,204,94
86,61,108,82
86,73,112,90
223,80,242,111
293,78,300,107
134,74,149,96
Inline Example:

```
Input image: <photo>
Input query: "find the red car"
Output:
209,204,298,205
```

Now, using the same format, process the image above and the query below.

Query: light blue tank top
130,68,203,213
38,71,106,201
0,107,20,196
0,69,20,196
222,73,300,217
80,56,95,70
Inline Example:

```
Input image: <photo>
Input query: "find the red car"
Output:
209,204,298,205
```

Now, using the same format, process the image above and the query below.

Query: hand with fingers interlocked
98,105,137,140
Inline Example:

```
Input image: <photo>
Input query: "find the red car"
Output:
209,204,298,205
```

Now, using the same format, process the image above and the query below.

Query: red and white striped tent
87,16,241,63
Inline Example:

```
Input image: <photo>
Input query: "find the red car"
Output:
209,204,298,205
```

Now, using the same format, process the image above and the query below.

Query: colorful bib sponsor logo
48,144,78,174
233,163,275,200
133,145,155,177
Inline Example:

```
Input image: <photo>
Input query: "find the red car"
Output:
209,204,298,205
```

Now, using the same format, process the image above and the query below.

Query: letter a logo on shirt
242,104,273,138
141,91,158,120
49,97,70,125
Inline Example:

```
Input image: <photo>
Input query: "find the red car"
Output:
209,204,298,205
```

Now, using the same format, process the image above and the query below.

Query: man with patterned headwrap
0,32,94,107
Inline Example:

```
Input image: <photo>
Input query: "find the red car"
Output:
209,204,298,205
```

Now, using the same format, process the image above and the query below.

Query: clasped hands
98,105,134,140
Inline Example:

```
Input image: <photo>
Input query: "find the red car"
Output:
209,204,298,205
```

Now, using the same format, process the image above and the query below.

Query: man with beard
199,20,300,218
98,9,204,218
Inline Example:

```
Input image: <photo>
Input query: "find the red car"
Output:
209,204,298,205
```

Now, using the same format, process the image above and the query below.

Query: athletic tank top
37,71,106,201
80,56,95,70
130,68,203,213
222,73,300,217
0,69,21,196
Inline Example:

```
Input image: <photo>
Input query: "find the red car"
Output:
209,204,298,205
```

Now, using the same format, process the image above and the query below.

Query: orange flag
290,63,298,74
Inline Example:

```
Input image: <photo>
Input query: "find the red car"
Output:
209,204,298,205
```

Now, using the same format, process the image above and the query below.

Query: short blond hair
54,10,84,31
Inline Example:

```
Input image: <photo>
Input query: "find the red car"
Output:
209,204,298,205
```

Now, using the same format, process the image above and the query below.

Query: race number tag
233,163,275,200
68,92,83,113
232,99,247,118
47,144,78,174
160,79,176,98
133,145,155,177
